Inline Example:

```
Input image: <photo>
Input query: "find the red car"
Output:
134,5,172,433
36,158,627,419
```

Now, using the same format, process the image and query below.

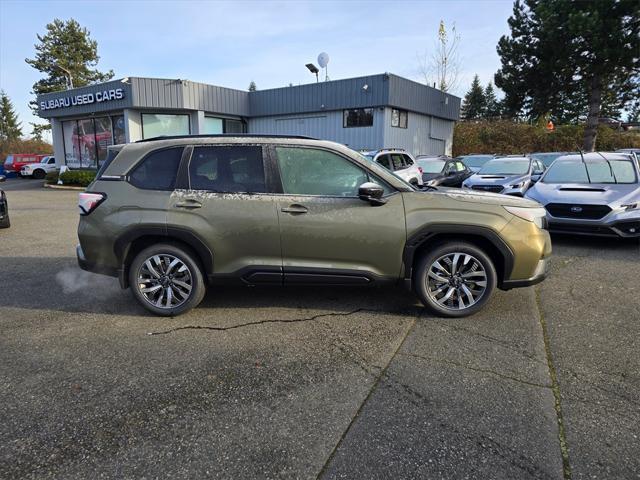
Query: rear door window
129,147,183,190
390,154,405,170
189,146,266,193
376,154,392,170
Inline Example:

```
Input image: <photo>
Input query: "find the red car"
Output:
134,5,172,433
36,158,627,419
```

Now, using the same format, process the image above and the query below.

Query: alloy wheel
136,254,193,309
425,252,488,311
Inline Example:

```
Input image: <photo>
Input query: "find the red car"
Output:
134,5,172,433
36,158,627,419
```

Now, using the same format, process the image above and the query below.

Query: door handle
281,204,308,214
174,199,203,209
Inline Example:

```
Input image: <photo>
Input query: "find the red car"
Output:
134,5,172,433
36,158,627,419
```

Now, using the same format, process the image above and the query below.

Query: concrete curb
43,184,86,191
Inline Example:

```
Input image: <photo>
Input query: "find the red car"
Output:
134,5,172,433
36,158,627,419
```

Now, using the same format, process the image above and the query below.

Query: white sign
40,88,125,111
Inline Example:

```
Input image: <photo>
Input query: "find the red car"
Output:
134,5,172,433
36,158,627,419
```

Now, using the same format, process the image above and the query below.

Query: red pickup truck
3,154,50,174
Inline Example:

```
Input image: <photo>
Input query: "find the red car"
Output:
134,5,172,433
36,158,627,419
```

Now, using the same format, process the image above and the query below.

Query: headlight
510,181,526,188
503,206,547,229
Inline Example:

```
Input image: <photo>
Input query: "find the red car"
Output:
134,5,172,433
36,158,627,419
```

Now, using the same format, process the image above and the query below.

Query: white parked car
362,149,424,186
20,156,57,179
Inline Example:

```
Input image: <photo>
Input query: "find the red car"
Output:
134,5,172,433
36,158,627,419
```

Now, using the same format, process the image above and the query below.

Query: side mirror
358,182,387,206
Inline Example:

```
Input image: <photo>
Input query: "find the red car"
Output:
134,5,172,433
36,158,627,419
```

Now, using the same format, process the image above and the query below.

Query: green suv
77,135,551,317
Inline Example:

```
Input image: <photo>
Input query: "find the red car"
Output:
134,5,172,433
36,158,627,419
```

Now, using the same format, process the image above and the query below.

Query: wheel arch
114,226,214,288
403,224,514,289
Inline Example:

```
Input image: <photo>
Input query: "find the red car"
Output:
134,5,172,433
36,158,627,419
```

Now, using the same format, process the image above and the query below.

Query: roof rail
135,133,317,143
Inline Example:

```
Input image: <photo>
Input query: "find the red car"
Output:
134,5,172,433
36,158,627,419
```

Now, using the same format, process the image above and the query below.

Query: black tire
128,243,206,316
32,169,46,180
414,241,497,318
0,214,9,229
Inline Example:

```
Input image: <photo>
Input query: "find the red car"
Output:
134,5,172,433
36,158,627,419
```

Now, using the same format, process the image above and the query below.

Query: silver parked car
462,156,545,196
525,152,640,238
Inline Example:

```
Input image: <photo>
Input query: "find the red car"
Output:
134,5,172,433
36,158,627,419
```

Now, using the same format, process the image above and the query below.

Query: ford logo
570,206,583,213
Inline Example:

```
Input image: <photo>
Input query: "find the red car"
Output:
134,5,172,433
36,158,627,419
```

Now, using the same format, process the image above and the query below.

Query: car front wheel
129,243,206,316
414,242,497,318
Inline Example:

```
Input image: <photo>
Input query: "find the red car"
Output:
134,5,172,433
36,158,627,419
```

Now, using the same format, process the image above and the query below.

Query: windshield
417,159,445,173
5,155,13,165
542,160,638,184
459,155,492,168
479,160,530,175
40,157,49,163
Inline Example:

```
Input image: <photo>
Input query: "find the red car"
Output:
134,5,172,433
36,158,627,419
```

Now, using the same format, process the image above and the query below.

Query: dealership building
36,73,461,169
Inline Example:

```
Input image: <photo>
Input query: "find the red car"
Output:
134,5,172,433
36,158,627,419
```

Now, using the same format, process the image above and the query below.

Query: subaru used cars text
77,135,551,318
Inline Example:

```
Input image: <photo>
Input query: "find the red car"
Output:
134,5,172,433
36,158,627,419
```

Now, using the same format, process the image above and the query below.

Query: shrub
453,120,640,156
59,170,96,187
45,171,59,185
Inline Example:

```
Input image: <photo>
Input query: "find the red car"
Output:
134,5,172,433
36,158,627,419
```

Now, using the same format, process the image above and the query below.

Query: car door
166,144,282,282
272,145,406,283
439,161,457,186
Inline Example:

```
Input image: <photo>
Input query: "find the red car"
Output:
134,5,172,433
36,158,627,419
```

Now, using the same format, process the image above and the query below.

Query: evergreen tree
461,75,486,120
25,18,114,113
30,122,49,141
484,82,501,119
495,0,640,150
248,81,257,92
0,91,22,142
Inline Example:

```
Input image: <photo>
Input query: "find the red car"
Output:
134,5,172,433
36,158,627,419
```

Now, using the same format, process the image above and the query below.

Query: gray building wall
382,109,453,157
248,109,385,152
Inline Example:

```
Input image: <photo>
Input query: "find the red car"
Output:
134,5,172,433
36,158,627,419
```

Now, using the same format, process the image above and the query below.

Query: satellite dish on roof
318,52,330,68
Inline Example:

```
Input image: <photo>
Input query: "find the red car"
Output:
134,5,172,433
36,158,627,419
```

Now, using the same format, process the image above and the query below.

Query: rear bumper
76,244,118,277
500,258,547,290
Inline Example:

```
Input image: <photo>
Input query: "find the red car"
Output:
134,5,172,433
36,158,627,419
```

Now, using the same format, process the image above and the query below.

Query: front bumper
500,258,547,289
547,216,640,238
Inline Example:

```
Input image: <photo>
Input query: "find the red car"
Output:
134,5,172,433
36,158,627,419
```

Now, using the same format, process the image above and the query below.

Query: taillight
78,192,106,215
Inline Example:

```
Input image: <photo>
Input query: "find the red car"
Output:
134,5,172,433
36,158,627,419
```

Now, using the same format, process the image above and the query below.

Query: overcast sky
0,0,514,136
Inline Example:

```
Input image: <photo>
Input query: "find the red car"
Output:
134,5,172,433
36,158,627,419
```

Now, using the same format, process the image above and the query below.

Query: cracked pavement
1,180,639,479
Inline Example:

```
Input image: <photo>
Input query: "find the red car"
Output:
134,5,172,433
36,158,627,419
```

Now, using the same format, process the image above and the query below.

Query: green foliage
495,0,640,150
461,75,486,120
248,81,257,92
0,91,22,142
483,83,501,119
30,122,50,141
25,18,114,113
45,171,59,184
452,120,640,157
59,170,96,187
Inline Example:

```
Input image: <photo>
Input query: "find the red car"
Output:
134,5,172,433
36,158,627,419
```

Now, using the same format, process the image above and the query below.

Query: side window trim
272,145,397,198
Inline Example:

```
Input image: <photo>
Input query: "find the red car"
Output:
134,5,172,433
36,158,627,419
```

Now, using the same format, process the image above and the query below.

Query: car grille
471,185,504,193
548,223,616,236
545,203,611,220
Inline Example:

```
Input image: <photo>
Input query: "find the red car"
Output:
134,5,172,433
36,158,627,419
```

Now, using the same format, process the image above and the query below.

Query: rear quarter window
129,147,183,190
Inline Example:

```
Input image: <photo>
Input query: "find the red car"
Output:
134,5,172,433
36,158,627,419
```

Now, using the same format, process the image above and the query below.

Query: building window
203,117,223,134
62,116,115,169
112,115,126,144
224,118,245,133
141,113,190,139
343,108,374,128
391,109,408,128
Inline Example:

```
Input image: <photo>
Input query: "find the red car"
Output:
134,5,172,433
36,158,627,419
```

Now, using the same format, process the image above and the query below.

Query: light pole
53,63,74,89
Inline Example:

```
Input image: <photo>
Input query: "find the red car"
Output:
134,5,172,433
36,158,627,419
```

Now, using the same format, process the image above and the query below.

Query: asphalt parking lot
1,178,638,480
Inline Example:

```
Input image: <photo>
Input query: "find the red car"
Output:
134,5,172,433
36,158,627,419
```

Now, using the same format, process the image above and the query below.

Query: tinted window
276,147,368,196
189,146,266,192
376,154,392,170
129,148,183,190
402,154,414,166
343,108,374,128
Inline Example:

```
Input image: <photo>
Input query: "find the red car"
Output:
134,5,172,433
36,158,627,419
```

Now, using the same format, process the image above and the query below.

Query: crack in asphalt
315,312,420,479
146,308,415,336
398,351,552,389
535,287,572,480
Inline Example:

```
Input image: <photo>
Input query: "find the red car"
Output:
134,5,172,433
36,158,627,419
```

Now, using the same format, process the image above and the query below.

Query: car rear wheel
32,169,46,179
414,242,497,318
129,243,206,316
